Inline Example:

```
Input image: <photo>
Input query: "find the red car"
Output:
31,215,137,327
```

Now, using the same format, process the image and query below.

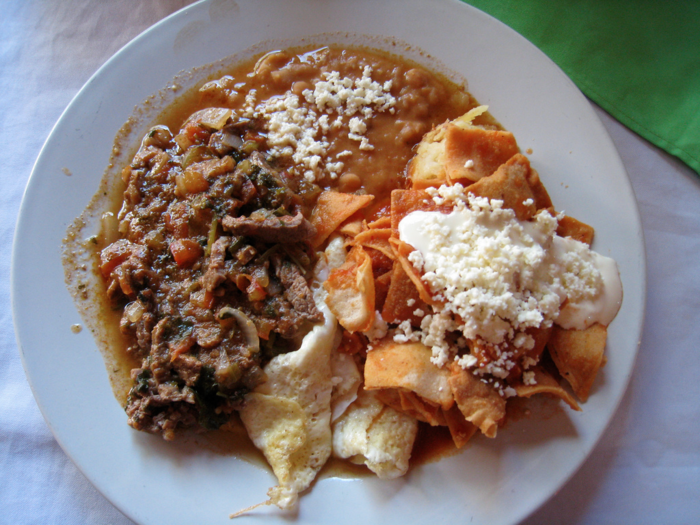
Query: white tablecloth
2,1,699,523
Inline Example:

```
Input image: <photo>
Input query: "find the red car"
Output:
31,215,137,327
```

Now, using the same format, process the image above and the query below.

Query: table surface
2,1,699,523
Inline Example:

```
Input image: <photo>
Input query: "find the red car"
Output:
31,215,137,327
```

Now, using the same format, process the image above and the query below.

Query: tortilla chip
310,191,374,248
364,339,454,410
514,366,581,411
338,217,364,238
367,216,392,229
548,323,607,402
442,405,478,449
557,215,595,246
324,245,375,333
398,391,433,422
373,387,446,426
406,106,492,190
407,124,450,190
444,125,520,184
353,228,395,261
381,261,429,326
491,326,553,380
374,270,392,313
388,189,450,306
467,154,538,221
390,238,437,306
525,166,553,210
364,247,394,278
403,392,447,426
375,388,405,413
390,189,446,235
448,363,506,438
527,325,553,361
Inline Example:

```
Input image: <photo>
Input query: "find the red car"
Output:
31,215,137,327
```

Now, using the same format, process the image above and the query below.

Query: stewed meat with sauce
102,114,323,439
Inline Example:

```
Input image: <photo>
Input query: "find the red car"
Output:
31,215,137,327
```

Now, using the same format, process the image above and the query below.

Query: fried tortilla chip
336,330,365,356
332,389,418,479
407,125,450,189
338,217,364,238
367,216,392,229
381,260,429,326
514,366,581,411
557,215,595,246
524,165,553,210
324,245,375,333
443,405,478,449
444,125,520,184
353,228,395,261
375,388,447,427
396,390,433,423
375,388,405,413
390,189,441,234
390,238,436,306
448,363,506,438
400,391,447,426
548,323,607,402
364,339,453,410
239,296,337,509
467,154,538,221
407,105,494,189
374,270,392,313
310,191,374,247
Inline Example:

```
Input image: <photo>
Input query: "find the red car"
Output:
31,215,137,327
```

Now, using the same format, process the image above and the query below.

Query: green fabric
464,0,700,175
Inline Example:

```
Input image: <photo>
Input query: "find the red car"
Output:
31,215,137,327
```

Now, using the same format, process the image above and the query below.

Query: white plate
12,0,645,524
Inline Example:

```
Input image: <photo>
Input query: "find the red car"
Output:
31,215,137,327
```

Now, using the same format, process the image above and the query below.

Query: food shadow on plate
488,394,580,449
128,414,267,469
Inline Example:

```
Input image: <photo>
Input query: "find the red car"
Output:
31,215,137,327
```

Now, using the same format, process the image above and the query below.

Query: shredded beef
103,113,325,440
222,211,315,244
202,236,231,292
271,253,323,323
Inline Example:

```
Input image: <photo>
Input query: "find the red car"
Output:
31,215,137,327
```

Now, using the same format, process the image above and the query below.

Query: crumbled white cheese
522,356,538,370
455,354,477,369
464,159,474,168
242,66,395,182
513,332,535,351
503,386,517,398
522,371,537,386
406,298,416,307
393,320,419,344
363,311,388,342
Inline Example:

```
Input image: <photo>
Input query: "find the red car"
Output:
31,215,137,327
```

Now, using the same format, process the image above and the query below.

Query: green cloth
464,0,700,175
